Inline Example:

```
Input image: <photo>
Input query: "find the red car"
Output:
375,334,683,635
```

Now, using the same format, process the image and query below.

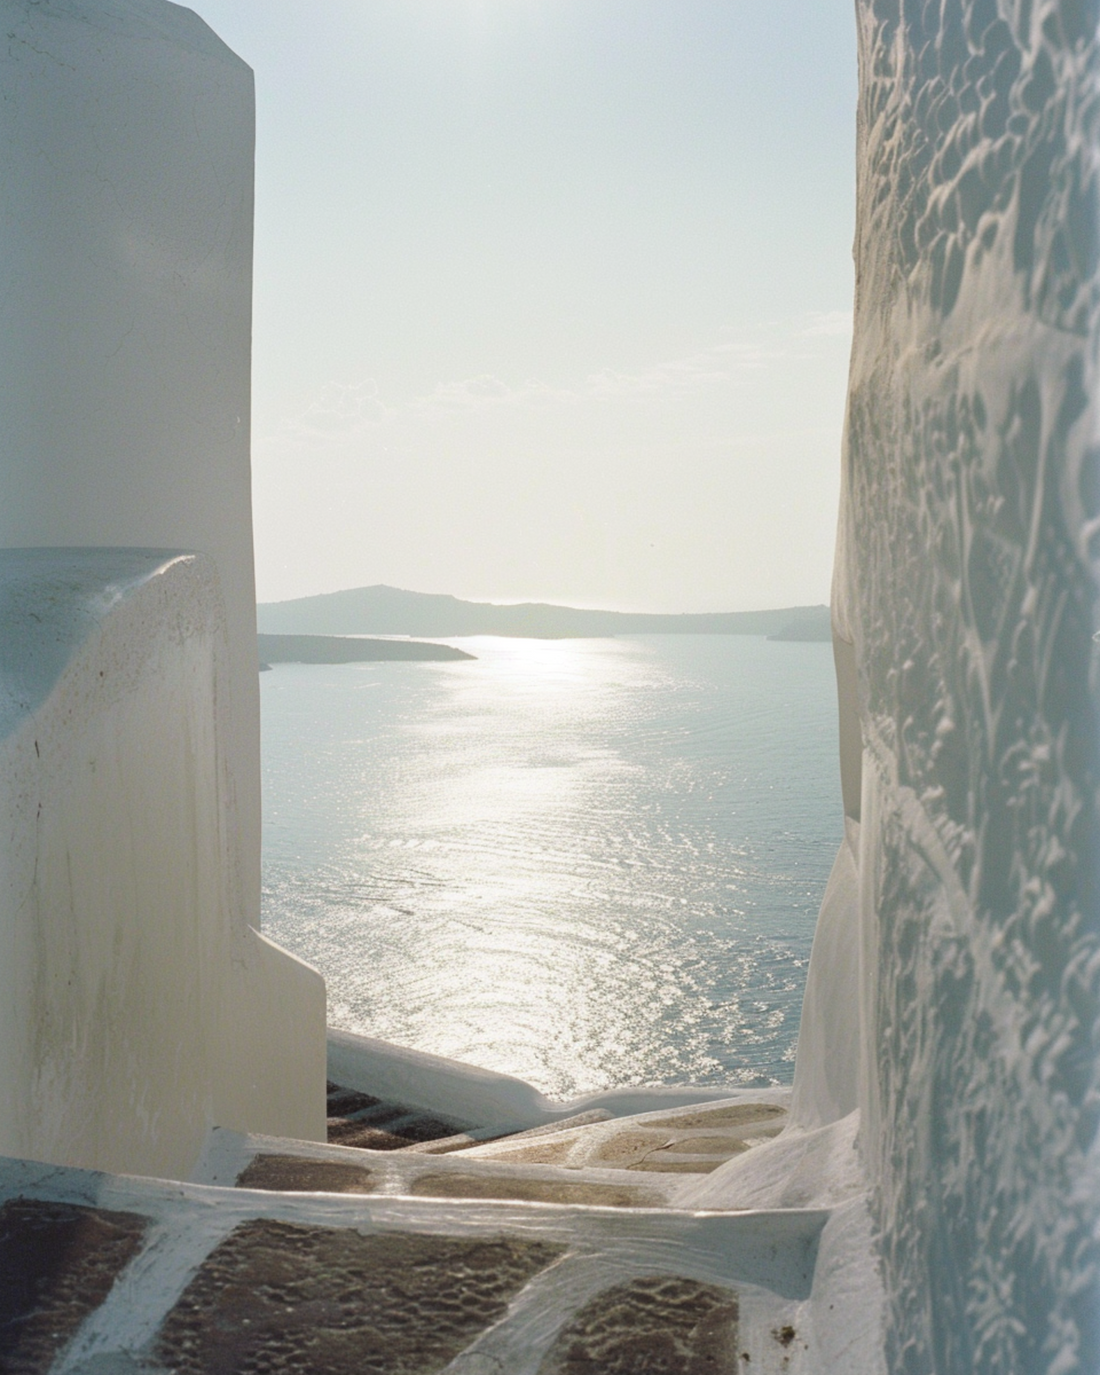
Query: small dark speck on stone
773,1325,797,1348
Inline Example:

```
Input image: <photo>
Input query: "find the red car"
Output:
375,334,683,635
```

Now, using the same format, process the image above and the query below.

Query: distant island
257,585,832,642
258,633,476,668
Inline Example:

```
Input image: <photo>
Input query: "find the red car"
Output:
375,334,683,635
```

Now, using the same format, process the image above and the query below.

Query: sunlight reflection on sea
260,634,840,1099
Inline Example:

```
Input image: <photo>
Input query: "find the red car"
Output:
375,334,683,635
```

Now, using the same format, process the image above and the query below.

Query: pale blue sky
189,1,857,611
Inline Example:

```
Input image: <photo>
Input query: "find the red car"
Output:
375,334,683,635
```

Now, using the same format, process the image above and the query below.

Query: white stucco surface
0,550,325,1178
0,0,263,929
788,823,861,1130
782,1,1100,1369
0,0,329,1176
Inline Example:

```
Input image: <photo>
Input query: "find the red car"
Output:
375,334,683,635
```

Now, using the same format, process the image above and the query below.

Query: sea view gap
260,633,840,1100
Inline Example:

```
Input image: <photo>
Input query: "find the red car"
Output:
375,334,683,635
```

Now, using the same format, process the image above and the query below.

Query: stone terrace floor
0,1084,832,1374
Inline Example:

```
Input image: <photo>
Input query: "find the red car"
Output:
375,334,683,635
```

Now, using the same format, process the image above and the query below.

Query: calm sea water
259,634,840,1100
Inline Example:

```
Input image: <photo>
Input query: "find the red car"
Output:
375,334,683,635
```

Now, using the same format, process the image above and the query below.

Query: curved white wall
0,1,328,1175
0,551,325,1178
0,0,261,930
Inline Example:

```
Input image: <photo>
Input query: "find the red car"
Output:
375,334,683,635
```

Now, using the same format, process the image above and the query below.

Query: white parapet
0,0,328,1177
327,1026,787,1134
0,0,263,929
0,550,325,1178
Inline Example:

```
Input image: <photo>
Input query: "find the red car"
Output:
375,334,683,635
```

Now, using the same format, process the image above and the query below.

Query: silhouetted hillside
767,617,833,642
257,633,475,665
257,586,831,641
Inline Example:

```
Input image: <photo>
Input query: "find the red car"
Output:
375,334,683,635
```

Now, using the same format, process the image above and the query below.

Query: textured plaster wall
835,1,1100,1369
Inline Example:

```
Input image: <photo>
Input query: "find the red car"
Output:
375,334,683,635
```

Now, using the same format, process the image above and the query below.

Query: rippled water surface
260,635,840,1099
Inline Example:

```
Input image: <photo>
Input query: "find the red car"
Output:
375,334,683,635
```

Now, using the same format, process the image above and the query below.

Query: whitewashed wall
0,0,262,931
822,1,1100,1369
0,551,326,1177
0,0,326,1175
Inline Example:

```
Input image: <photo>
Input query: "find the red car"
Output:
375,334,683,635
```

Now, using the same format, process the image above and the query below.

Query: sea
259,634,841,1101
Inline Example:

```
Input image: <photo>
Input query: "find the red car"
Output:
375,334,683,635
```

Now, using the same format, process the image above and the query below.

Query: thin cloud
290,380,389,437
798,310,853,337
269,316,847,441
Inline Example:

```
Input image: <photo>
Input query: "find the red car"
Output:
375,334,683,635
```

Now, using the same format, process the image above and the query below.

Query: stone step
192,1126,690,1210
455,1097,788,1174
324,1079,472,1151
321,1078,789,1178
0,1154,828,1375
189,1094,790,1217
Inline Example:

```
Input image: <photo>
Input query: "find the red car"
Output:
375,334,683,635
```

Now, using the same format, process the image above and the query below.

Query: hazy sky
188,1,857,612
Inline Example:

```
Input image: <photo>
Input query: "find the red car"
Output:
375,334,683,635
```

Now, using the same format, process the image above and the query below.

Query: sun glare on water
260,635,839,1098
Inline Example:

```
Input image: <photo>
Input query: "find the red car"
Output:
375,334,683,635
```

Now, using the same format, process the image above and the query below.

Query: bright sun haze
188,0,857,613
